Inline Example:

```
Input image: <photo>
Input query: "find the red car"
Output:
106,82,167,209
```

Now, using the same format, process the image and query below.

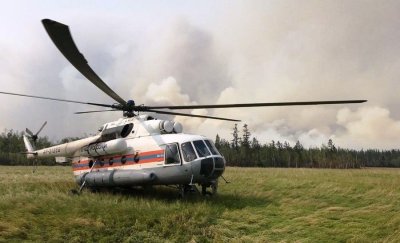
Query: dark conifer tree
231,124,239,150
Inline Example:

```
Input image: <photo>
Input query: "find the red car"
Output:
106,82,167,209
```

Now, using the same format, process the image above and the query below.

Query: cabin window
99,159,104,167
134,152,140,163
205,140,220,155
193,140,211,158
165,143,181,165
181,142,197,162
88,160,94,168
109,158,114,166
121,156,127,164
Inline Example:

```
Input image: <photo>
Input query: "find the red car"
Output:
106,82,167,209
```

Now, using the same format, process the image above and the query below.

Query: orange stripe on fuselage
72,149,164,172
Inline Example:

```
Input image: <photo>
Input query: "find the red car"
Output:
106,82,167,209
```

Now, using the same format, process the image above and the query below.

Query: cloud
128,18,231,104
144,77,194,106
1,1,400,149
298,129,330,148
204,0,400,148
335,106,400,149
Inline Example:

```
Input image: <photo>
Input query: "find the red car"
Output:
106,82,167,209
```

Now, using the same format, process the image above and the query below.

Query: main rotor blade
146,100,367,110
35,121,47,136
75,110,120,114
42,19,127,106
0,91,114,108
147,109,241,122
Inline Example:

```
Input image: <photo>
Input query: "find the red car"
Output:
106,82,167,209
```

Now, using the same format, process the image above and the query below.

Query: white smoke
1,1,400,149
335,106,400,149
144,77,194,106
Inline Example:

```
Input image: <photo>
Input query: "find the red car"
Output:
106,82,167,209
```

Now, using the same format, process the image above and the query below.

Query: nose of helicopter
198,156,225,179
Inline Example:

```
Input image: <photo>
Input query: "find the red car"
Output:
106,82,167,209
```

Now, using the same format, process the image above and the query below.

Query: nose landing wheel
201,180,218,196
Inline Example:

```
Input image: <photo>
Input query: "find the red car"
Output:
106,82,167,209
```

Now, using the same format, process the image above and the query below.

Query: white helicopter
0,19,366,196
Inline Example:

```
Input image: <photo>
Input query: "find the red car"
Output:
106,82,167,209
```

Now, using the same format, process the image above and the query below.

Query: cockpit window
193,140,211,158
205,140,220,155
165,143,181,164
181,142,197,162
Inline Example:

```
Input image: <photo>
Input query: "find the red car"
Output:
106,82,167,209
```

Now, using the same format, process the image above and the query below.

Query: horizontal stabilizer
20,152,38,155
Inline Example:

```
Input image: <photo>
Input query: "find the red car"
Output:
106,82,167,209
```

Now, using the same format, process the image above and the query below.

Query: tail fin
23,121,47,159
23,135,36,159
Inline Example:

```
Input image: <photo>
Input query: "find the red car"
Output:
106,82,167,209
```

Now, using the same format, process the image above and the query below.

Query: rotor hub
123,100,136,117
126,100,135,108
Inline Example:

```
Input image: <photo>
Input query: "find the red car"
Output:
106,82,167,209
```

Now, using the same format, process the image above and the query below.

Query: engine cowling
145,120,183,134
79,138,128,157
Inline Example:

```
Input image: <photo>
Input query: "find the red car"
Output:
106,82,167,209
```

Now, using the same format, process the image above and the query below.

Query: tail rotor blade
26,128,34,137
35,121,47,136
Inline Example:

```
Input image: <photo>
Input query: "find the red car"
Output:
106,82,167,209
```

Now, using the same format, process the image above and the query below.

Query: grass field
1,166,400,242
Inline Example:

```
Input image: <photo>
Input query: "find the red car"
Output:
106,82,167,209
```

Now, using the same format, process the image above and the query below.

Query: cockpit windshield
180,140,221,162
181,142,197,162
205,140,220,155
193,140,211,158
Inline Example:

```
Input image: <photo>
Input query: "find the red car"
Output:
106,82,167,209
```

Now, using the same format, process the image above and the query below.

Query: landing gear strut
71,161,97,195
178,184,199,198
201,180,218,196
178,179,219,198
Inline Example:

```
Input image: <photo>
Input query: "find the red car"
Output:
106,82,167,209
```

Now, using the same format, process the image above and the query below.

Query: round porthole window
134,152,140,163
121,156,127,164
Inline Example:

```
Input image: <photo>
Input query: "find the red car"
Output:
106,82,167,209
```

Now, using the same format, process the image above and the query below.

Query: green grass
1,166,400,242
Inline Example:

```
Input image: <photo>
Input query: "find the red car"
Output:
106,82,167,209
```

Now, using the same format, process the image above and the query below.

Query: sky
0,0,400,149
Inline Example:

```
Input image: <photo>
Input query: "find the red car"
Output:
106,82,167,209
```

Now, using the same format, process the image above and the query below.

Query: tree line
215,124,400,168
1,126,400,168
0,129,79,165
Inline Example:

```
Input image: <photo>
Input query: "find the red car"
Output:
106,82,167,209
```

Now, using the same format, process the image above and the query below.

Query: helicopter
0,19,366,196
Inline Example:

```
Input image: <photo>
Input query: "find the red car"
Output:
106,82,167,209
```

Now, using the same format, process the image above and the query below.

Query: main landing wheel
211,180,218,195
178,184,199,198
201,180,218,196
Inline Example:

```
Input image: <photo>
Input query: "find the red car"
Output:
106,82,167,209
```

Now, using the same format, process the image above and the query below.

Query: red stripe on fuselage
72,149,164,171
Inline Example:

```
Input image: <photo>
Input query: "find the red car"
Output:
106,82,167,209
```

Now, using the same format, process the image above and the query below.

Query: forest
0,129,76,166
216,124,400,168
0,126,400,168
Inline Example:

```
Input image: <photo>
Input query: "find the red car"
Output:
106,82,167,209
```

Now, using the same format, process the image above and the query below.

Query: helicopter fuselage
24,115,226,191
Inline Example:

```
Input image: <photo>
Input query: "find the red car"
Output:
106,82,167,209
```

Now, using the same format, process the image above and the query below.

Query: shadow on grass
77,185,271,209
211,193,271,209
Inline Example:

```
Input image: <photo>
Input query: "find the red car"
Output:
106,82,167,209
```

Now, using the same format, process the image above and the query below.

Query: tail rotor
24,121,47,173
25,121,47,143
